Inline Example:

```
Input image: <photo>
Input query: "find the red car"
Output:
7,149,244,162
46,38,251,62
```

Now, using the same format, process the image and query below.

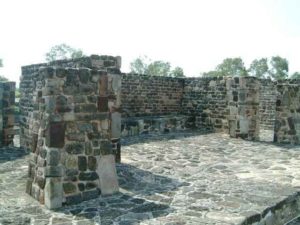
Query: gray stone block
45,177,63,209
97,155,119,195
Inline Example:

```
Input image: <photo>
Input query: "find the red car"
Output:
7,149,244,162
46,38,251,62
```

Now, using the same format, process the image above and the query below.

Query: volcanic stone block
98,97,108,112
46,149,60,166
111,112,121,139
78,156,87,171
100,140,112,155
46,122,65,148
78,171,99,181
45,177,63,209
65,143,84,154
63,182,77,194
88,156,97,171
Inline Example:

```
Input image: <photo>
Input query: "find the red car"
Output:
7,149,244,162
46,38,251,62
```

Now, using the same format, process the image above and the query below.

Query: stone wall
227,77,260,141
181,77,228,132
21,56,122,208
274,80,300,144
121,74,184,117
0,82,15,146
259,79,277,130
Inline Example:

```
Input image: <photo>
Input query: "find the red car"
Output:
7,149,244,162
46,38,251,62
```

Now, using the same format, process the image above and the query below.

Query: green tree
248,58,269,78
291,72,300,79
130,56,184,77
170,67,185,78
216,57,247,77
146,61,171,76
0,58,8,82
269,56,288,80
130,56,150,74
45,43,84,62
202,70,221,78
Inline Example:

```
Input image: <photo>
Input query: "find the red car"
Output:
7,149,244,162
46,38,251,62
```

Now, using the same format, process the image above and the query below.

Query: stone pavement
1,131,300,225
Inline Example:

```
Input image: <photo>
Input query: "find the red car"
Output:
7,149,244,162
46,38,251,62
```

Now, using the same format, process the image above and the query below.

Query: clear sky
0,0,300,85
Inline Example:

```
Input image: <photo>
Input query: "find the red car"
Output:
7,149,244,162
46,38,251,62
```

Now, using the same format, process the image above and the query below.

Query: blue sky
0,0,299,85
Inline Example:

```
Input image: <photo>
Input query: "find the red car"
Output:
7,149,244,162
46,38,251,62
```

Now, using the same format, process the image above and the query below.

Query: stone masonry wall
20,55,121,151
227,77,260,141
259,79,277,130
21,56,121,208
274,79,300,144
181,77,228,132
0,82,15,146
121,74,184,117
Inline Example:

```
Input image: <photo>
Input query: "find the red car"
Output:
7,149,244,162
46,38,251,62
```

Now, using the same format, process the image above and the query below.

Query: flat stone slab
1,131,300,224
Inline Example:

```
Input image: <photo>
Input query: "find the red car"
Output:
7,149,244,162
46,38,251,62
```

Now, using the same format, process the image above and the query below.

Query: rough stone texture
121,74,184,117
181,77,228,132
274,79,300,144
259,79,277,130
0,82,15,146
20,55,121,208
2,132,300,224
227,77,260,141
121,115,194,137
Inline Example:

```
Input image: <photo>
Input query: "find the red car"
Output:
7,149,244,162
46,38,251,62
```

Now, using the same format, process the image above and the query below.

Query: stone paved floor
1,132,300,225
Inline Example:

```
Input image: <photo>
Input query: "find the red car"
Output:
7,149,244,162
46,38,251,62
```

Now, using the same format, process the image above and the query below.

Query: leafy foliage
170,67,185,78
248,58,269,78
269,56,289,80
130,56,185,77
45,44,84,62
216,58,247,77
291,72,300,79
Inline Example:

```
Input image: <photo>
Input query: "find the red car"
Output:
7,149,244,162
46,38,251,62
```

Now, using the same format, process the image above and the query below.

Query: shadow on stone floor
117,163,189,196
44,164,185,225
121,130,212,146
0,146,28,163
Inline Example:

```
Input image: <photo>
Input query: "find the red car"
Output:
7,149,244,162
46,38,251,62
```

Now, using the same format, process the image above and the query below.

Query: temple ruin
17,55,300,210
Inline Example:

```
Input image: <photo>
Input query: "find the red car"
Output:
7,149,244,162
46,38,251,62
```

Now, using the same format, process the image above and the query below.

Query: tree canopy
130,56,185,77
269,56,289,80
248,58,269,78
0,58,8,82
291,72,300,79
45,43,84,62
202,56,292,81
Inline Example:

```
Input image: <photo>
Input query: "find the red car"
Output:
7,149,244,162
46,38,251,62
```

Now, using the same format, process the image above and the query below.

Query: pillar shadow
0,146,28,164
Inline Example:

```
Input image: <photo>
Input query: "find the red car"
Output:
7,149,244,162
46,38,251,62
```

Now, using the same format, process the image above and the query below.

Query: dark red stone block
98,97,108,112
46,122,65,148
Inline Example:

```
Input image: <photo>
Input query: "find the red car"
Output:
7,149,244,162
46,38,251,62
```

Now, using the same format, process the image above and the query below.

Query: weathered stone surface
65,143,84,154
97,155,119,195
78,156,87,171
63,182,77,194
46,122,65,148
100,140,112,155
79,172,99,181
88,156,97,171
44,165,62,177
46,149,60,166
82,189,99,201
44,177,62,209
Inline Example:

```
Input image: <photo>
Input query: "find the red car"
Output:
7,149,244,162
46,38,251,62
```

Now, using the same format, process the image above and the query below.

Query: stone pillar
24,56,122,209
227,77,260,141
274,83,300,144
0,82,15,146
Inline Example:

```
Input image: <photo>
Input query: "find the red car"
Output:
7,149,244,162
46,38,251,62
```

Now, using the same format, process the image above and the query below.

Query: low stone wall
181,77,228,132
0,82,15,146
240,192,300,225
121,115,195,137
121,74,184,117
